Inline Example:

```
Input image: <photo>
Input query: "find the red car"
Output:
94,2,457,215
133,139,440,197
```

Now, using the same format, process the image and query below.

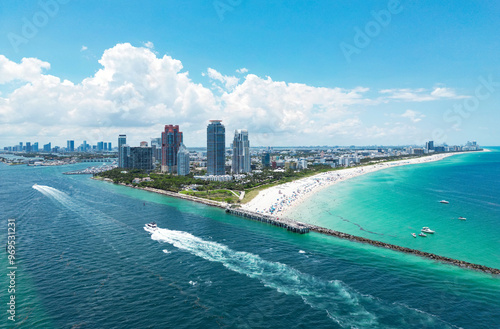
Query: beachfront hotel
207,120,225,175
231,129,251,174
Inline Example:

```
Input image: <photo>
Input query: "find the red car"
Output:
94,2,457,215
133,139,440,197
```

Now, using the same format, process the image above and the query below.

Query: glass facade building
161,125,183,173
207,120,225,176
128,147,153,171
231,129,250,174
118,135,127,167
177,143,190,176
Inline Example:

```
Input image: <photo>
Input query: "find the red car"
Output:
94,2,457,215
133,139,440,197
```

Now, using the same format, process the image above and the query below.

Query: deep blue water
0,160,499,328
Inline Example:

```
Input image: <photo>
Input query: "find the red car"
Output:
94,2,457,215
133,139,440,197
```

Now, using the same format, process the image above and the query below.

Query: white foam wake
33,184,75,207
148,226,379,327
147,226,455,328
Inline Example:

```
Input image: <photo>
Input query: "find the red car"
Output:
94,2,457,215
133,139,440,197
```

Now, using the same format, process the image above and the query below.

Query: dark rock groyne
308,225,500,275
95,180,500,275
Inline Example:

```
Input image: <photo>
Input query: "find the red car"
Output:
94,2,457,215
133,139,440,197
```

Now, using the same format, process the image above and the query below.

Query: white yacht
145,222,158,231
439,200,449,204
419,232,427,237
421,227,435,234
458,217,467,220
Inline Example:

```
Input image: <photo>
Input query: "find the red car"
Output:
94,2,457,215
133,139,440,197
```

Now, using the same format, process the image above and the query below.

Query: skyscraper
67,140,75,152
107,142,112,151
33,142,39,152
177,143,190,176
207,120,225,176
118,135,127,167
231,129,251,174
161,125,182,173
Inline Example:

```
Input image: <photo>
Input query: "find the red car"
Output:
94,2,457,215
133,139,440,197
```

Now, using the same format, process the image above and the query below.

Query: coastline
90,153,500,275
242,152,474,218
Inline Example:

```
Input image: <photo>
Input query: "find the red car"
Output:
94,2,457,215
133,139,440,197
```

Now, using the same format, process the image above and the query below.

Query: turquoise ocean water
0,151,499,328
289,149,500,269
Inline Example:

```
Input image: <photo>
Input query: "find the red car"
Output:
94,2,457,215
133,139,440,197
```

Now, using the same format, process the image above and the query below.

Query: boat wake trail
32,184,139,254
32,185,76,207
148,226,454,328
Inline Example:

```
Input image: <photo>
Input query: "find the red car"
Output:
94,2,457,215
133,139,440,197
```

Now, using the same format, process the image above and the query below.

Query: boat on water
419,232,427,237
145,222,158,231
439,200,449,204
411,233,416,238
458,216,467,220
421,227,435,234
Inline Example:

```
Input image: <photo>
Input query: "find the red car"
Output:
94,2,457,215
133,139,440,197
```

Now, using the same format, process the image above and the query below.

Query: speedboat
419,232,427,237
439,200,449,204
421,227,435,234
458,217,466,220
145,222,158,231
411,233,416,238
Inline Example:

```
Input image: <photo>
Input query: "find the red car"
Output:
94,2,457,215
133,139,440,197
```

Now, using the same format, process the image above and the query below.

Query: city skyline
0,2,499,147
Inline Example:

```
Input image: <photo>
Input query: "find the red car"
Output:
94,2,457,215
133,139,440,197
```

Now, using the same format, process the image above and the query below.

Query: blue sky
0,0,499,147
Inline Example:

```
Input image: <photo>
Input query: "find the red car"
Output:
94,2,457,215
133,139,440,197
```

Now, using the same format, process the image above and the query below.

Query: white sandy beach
242,152,473,217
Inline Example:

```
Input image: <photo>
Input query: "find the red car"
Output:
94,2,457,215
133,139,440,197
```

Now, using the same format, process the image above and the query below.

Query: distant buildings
177,143,190,176
231,129,251,174
161,125,183,173
151,137,162,163
207,120,226,175
426,140,434,152
261,152,271,168
117,135,153,171
67,140,74,152
43,143,51,152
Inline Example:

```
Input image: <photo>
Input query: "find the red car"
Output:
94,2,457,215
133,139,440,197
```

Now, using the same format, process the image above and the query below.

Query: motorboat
411,233,416,238
458,217,466,220
439,200,449,204
419,232,427,237
145,222,158,231
421,227,435,234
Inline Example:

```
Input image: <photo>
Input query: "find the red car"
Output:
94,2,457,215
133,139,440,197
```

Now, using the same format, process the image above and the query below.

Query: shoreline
90,159,500,275
242,151,475,218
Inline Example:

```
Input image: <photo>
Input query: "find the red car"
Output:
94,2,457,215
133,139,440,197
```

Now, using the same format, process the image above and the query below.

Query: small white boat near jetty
421,227,435,234
439,200,449,204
